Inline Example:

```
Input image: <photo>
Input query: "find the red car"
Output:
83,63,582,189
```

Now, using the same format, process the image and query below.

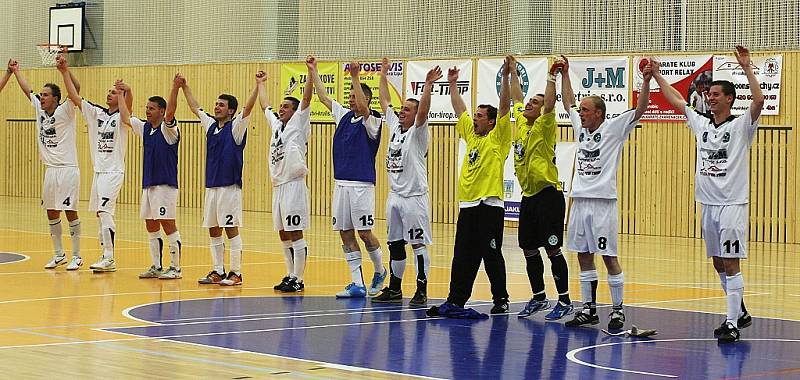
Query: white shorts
386,192,433,245
567,198,618,256
332,183,375,231
702,203,748,259
203,185,243,228
89,172,124,215
140,185,178,220
41,166,80,211
272,179,309,232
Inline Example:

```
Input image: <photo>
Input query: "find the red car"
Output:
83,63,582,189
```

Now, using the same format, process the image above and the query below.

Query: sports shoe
279,278,304,292
490,300,510,314
717,322,740,343
545,301,574,320
409,290,428,306
220,272,242,286
274,276,291,290
372,288,402,303
518,299,551,318
608,309,626,330
65,256,83,271
335,283,367,298
565,311,600,327
158,267,182,279
368,269,388,296
714,312,752,336
138,265,162,279
90,257,116,272
198,271,226,284
44,255,68,269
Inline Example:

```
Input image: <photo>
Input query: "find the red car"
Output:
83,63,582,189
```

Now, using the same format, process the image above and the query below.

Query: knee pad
388,240,407,261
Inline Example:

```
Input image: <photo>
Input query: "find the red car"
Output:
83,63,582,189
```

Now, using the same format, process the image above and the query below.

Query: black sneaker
717,322,740,343
490,300,509,314
608,309,626,330
372,288,403,303
280,278,304,293
714,312,752,336
565,311,600,327
274,276,291,290
409,290,428,306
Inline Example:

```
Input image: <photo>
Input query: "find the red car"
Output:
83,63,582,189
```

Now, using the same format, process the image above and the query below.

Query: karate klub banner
713,54,783,116
555,57,630,123
341,61,404,114
280,62,338,122
633,55,713,121
405,59,473,122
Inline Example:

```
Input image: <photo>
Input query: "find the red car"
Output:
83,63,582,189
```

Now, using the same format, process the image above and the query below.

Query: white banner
556,56,630,123
633,55,713,121
476,57,549,112
406,59,473,122
712,54,782,115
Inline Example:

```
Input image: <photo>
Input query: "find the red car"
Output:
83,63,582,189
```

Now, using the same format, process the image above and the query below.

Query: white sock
282,240,294,277
167,231,181,270
98,212,116,259
718,271,728,293
608,272,624,308
579,270,598,308
343,246,364,286
391,256,406,280
726,272,744,328
413,246,430,282
292,239,307,282
366,245,385,275
210,236,225,274
148,231,163,269
229,235,242,274
68,219,81,257
48,218,64,257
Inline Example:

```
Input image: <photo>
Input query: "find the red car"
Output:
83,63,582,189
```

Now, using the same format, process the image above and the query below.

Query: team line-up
0,45,761,343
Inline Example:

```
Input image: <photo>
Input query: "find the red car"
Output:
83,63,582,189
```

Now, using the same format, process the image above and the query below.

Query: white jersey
685,105,758,205
129,117,180,144
31,93,78,167
569,107,638,199
385,107,429,197
82,100,128,173
264,106,310,186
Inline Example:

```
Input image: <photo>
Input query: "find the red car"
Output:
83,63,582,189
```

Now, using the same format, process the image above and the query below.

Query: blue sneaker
544,301,574,320
336,283,367,298
368,269,388,296
517,299,551,318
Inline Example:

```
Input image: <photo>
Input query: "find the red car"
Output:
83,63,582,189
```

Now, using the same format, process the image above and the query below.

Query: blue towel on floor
426,302,489,319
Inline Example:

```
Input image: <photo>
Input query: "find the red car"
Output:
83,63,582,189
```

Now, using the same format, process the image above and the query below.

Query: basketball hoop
36,44,68,66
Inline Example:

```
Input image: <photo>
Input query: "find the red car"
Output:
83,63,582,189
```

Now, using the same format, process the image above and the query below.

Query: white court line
566,338,800,378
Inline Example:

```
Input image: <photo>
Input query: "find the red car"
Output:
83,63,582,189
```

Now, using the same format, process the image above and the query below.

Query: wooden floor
1,195,799,379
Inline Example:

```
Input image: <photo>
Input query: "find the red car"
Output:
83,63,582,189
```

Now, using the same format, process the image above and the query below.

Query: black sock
740,300,748,315
525,253,546,300
549,251,570,304
590,280,598,315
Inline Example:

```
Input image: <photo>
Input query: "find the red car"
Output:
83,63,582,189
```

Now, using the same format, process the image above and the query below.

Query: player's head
278,96,300,124
473,104,497,135
39,83,62,110
215,94,238,121
146,96,167,123
348,83,372,110
695,81,706,94
578,96,606,130
398,98,420,128
523,93,546,121
106,86,121,108
707,80,736,114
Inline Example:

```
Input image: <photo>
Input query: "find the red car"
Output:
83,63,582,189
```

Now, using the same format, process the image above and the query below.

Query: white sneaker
90,257,116,272
158,267,182,280
66,257,83,271
138,265,162,278
44,255,68,269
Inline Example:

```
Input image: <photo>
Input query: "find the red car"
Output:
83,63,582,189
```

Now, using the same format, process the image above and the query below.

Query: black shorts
518,186,566,250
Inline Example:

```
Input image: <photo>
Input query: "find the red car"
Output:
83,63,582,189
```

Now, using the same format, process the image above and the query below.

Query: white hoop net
36,44,66,66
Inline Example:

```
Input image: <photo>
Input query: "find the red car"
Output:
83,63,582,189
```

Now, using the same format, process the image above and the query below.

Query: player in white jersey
562,56,653,330
257,59,314,293
7,58,83,270
58,55,133,273
372,58,440,305
119,74,183,280
651,46,762,343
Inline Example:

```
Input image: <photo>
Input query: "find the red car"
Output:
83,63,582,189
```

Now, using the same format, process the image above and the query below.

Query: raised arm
735,45,764,121
166,74,181,123
378,57,391,113
56,55,82,108
633,62,652,120
256,70,269,111
241,75,260,119
0,62,12,94
560,55,576,110
448,67,467,117
117,82,132,129
349,61,370,118
178,74,202,118
542,60,560,114
416,65,442,127
116,80,134,114
307,56,332,111
8,59,32,100
498,56,511,118
510,58,524,104
650,59,687,114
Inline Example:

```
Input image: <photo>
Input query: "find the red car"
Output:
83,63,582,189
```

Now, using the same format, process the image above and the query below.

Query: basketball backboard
49,3,85,52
